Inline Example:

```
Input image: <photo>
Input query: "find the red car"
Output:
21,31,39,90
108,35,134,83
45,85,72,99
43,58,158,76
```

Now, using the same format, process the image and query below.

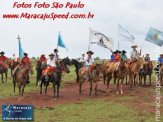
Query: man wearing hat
20,53,30,66
42,53,57,81
144,53,150,62
0,51,8,74
40,54,47,63
85,51,94,81
154,53,163,76
113,50,121,63
79,53,85,67
121,50,128,61
128,45,141,68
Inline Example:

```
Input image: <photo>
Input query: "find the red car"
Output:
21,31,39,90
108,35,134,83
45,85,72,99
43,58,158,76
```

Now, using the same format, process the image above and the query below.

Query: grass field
0,60,162,122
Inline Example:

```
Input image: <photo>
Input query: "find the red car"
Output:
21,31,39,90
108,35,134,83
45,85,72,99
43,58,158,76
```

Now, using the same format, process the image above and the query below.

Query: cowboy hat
160,53,163,56
114,50,121,54
41,54,45,56
24,53,28,55
87,51,94,54
146,53,149,55
131,45,138,48
0,51,5,54
122,50,127,53
82,52,85,55
49,53,54,56
54,49,59,52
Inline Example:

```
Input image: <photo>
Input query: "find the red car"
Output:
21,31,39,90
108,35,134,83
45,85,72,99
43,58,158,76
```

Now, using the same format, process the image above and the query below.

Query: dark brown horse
139,61,153,86
8,60,17,75
0,63,7,84
13,62,33,100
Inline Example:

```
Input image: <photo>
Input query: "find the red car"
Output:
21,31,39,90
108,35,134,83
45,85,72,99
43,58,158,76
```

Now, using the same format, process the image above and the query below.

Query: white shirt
80,57,85,63
11,56,17,61
85,56,94,66
130,50,140,60
47,58,56,67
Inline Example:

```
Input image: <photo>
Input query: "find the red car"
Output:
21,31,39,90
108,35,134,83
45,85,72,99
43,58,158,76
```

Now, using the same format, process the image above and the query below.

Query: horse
102,61,111,84
129,57,145,88
36,60,47,88
115,59,128,94
0,62,8,84
78,64,103,96
40,57,70,99
70,59,82,83
8,60,17,75
13,62,33,100
139,61,153,86
159,64,163,86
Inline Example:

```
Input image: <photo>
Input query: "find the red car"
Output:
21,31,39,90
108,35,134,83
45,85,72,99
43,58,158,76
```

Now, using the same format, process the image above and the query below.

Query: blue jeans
86,65,91,80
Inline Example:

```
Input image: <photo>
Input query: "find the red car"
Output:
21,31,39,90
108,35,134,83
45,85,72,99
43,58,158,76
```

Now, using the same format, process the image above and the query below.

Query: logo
2,105,33,121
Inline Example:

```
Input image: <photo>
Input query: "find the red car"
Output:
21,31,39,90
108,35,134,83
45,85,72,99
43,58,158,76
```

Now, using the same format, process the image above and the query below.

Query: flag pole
17,35,21,58
140,40,145,50
118,24,120,50
88,28,91,51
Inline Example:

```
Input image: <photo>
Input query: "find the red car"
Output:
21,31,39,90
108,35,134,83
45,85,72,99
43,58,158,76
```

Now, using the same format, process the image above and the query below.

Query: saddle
81,65,94,74
42,67,56,76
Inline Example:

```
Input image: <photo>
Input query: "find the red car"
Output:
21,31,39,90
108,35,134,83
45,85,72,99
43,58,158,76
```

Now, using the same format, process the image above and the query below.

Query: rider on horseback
13,53,31,84
42,53,57,81
128,45,142,68
40,54,46,63
0,51,8,75
79,53,85,67
85,51,94,81
154,53,163,75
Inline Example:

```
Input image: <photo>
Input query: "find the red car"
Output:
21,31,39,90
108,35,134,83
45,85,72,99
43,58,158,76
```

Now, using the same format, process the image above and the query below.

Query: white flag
89,28,114,51
118,24,135,42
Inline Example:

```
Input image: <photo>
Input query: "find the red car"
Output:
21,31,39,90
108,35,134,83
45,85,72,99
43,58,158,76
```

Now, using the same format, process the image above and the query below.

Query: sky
0,0,163,60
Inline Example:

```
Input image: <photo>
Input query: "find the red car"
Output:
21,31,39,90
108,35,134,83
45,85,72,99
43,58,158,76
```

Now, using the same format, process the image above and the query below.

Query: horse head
93,63,103,78
27,61,34,74
60,57,70,73
137,56,145,69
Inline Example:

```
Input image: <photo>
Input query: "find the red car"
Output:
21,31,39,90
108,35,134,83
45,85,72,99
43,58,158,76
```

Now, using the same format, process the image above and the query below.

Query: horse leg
5,74,7,82
13,80,16,95
21,84,26,99
1,74,3,84
53,81,56,98
45,82,48,94
95,81,97,96
89,80,92,96
116,78,120,95
135,75,138,87
120,78,124,94
129,74,133,88
144,74,146,86
126,75,128,85
149,74,152,86
106,75,111,93
114,72,116,84
79,78,84,94
77,72,79,83
103,74,106,84
57,82,60,98
139,74,142,86
18,83,21,101
40,77,44,95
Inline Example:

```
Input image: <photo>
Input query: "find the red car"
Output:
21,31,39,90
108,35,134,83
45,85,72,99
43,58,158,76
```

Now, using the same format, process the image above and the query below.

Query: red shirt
113,54,120,62
0,56,8,62
40,57,46,62
21,57,30,65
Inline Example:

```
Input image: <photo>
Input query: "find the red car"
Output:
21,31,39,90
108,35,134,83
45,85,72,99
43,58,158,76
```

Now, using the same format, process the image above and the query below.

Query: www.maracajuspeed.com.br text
3,12,94,20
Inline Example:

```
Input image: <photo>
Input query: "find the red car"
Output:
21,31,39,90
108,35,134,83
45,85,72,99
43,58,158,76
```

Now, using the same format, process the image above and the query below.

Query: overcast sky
0,0,163,60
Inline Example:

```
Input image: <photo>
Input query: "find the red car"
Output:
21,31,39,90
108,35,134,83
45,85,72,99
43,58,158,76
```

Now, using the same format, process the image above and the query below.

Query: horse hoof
18,98,21,101
13,93,15,96
121,92,124,95
116,92,119,95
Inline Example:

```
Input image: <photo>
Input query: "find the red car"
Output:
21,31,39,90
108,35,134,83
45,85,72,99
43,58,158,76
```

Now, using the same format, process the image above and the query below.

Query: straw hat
49,53,54,56
87,51,94,54
131,45,138,48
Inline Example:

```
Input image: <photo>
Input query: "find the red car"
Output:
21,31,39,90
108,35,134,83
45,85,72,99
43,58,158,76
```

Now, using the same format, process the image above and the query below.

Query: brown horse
159,64,163,86
8,60,17,75
129,57,145,88
0,63,7,84
78,64,103,96
13,62,33,100
139,61,153,86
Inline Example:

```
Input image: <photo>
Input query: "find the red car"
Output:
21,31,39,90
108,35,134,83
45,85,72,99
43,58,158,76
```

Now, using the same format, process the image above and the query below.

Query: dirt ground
0,80,160,114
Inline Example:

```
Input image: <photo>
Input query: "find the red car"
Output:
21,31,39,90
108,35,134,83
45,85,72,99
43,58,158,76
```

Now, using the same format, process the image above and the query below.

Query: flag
57,31,68,51
145,27,163,47
18,40,24,60
89,28,114,51
118,24,135,42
